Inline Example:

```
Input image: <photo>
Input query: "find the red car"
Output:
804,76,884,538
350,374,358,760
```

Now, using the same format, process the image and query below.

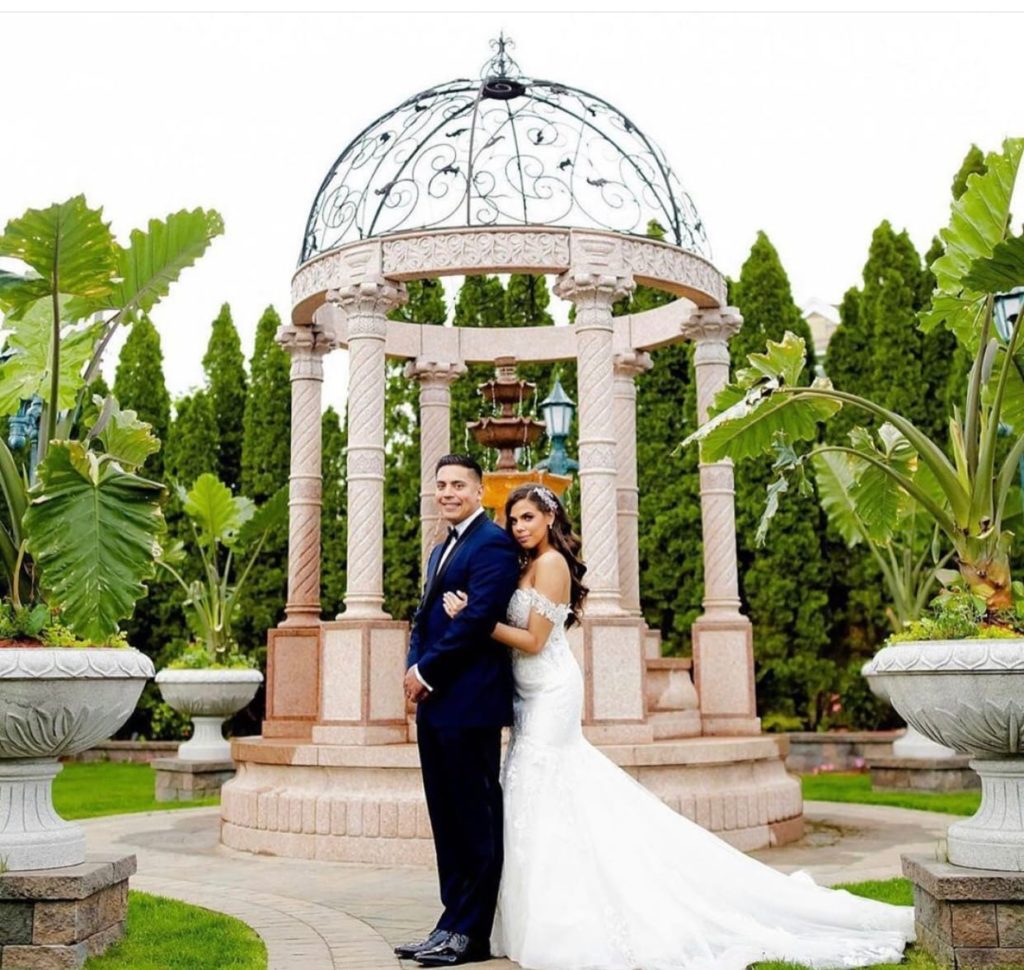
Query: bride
441,484,915,970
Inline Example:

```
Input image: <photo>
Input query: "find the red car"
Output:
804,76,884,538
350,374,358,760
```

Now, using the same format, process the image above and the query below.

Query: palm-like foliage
687,139,1024,617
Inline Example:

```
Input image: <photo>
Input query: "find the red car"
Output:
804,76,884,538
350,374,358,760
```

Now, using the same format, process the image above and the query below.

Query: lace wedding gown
491,587,915,970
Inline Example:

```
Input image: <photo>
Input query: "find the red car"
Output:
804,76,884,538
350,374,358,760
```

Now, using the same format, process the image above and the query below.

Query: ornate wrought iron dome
300,36,710,264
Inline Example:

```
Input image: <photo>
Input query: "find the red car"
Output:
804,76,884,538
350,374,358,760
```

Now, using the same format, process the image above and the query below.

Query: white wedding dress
491,587,915,970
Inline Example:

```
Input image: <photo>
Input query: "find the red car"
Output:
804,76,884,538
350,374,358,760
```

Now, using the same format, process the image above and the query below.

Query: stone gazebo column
682,309,760,736
556,235,649,743
338,277,407,619
405,358,466,572
313,275,410,746
262,317,336,739
613,350,652,618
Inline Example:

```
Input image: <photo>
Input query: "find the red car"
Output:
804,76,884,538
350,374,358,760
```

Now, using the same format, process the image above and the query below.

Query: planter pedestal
867,754,979,793
153,757,235,802
904,854,1024,968
0,761,84,871
948,759,1024,871
0,854,134,969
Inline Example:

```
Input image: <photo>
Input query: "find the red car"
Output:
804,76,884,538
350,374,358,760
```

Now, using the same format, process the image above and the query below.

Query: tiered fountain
467,357,573,525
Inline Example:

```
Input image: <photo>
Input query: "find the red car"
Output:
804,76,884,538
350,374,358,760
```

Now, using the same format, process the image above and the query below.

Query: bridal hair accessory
530,486,559,512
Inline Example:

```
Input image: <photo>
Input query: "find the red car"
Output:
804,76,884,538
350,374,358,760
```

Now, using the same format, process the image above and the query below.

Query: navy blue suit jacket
407,513,520,728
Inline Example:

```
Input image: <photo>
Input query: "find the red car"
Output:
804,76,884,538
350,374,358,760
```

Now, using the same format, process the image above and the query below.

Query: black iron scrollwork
300,37,709,264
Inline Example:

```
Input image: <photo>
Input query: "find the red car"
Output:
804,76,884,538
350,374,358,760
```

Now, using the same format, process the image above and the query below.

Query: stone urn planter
155,668,263,761
0,647,154,871
863,639,1024,870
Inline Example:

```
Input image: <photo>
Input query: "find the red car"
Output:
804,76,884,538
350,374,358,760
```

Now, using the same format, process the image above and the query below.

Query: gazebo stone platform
222,40,803,862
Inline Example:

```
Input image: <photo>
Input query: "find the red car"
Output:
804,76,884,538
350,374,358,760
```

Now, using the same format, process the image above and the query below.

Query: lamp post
535,378,579,476
994,287,1024,341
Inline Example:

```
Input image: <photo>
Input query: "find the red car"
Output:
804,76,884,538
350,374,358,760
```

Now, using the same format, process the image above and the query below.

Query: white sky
2,11,1023,416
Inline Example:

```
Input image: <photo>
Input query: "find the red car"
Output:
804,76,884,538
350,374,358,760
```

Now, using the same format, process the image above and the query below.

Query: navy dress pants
417,721,504,942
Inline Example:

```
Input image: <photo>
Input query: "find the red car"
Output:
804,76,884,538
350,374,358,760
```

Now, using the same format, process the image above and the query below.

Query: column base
692,614,761,736
570,615,649,732
316,618,409,745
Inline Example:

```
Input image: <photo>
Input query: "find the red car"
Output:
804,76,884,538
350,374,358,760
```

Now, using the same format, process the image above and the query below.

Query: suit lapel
421,512,488,608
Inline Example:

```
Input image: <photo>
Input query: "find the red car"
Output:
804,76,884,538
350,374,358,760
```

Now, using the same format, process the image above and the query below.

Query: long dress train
491,587,915,970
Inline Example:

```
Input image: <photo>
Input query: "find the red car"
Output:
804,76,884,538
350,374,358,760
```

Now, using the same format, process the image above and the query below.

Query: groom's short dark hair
436,453,483,481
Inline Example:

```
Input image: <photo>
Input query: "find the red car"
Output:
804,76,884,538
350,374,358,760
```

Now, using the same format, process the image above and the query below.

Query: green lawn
802,772,981,816
753,878,936,970
86,891,266,969
54,761,218,819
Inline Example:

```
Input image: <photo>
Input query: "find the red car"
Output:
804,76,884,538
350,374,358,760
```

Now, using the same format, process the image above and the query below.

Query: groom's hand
404,667,429,703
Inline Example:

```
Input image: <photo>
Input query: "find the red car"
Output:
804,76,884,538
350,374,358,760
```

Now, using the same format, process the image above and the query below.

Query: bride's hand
443,590,468,618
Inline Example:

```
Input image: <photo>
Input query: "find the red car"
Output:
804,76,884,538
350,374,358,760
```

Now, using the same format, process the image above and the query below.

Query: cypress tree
321,405,347,618
202,303,248,492
729,232,833,726
164,391,220,487
112,314,177,681
861,223,928,427
113,316,171,478
236,306,292,653
241,307,291,502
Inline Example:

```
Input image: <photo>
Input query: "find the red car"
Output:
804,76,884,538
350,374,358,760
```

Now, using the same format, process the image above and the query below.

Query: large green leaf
963,233,1024,293
0,269,47,312
848,424,918,543
65,208,224,321
236,485,288,547
24,441,164,641
689,331,841,463
183,473,252,546
95,399,160,472
693,386,840,464
811,450,869,548
0,298,100,415
0,197,117,316
921,139,1024,344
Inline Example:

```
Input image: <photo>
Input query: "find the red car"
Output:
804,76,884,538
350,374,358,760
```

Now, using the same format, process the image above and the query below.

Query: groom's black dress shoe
414,933,491,966
395,929,451,959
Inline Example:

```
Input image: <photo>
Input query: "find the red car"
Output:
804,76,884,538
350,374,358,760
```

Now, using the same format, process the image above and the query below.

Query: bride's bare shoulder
534,550,569,575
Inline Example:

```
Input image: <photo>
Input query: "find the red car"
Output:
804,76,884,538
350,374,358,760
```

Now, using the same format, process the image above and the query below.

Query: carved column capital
333,277,407,339
680,308,743,345
276,322,338,378
554,270,634,327
404,358,467,385
613,350,653,380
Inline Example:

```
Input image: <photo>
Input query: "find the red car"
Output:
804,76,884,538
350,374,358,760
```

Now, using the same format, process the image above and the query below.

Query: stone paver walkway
81,800,952,969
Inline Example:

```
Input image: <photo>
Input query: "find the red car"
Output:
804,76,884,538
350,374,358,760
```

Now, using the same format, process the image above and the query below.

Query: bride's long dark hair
504,485,588,627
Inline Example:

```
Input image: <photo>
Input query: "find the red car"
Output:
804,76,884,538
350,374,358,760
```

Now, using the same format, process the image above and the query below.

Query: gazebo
222,38,803,863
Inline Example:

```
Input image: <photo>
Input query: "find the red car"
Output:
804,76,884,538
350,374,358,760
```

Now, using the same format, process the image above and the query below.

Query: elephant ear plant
685,138,1024,639
157,473,288,669
0,196,224,644
0,197,222,873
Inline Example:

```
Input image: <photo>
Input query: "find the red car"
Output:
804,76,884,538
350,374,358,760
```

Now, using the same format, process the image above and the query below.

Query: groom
397,454,520,967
